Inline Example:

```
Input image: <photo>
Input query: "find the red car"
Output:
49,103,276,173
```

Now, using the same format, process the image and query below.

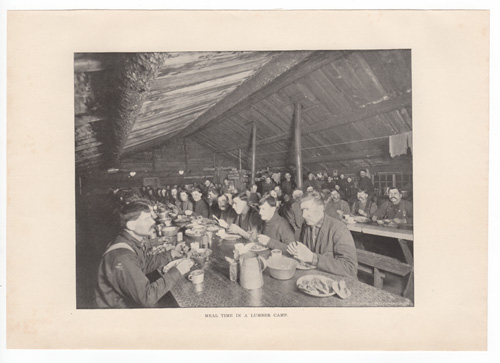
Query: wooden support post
183,138,189,173
251,123,257,185
294,103,303,190
238,149,242,171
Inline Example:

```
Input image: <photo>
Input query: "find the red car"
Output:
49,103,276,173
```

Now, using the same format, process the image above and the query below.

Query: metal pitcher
239,252,267,290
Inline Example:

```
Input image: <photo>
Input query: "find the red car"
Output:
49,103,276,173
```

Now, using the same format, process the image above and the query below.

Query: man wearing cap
256,194,295,253
95,201,194,308
191,188,210,218
286,191,358,278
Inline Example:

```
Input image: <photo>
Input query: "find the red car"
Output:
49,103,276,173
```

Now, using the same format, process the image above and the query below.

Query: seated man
176,190,193,214
217,193,238,224
287,191,358,278
256,194,296,252
351,188,378,218
281,189,304,241
191,188,210,218
95,201,194,308
206,187,221,218
372,186,413,224
324,189,350,220
220,192,262,240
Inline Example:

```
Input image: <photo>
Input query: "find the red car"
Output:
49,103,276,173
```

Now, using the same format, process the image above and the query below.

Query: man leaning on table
371,186,413,224
95,201,194,308
287,191,358,278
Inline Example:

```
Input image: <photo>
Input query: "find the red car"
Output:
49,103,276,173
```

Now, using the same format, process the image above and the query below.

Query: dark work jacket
95,231,182,308
235,208,262,235
373,200,413,223
220,206,238,224
280,180,294,196
300,214,358,278
324,199,351,220
193,199,210,218
262,212,296,253
208,200,221,219
359,176,375,195
262,181,276,195
323,181,337,191
281,199,304,241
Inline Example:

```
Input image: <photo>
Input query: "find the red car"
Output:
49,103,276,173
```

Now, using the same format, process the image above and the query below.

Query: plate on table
250,244,268,252
186,223,206,230
185,229,204,237
222,234,241,241
353,216,370,223
295,260,317,270
296,275,336,297
207,225,220,232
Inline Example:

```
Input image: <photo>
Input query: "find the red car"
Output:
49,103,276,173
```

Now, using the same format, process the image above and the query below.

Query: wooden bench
356,249,412,290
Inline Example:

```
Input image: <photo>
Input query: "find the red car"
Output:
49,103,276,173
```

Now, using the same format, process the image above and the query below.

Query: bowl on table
161,226,180,237
266,256,298,280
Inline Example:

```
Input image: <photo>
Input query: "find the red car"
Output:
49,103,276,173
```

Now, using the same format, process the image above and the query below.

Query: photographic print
74,50,414,309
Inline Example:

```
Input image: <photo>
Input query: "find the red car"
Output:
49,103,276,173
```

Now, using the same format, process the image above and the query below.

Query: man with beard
95,201,194,308
352,188,378,218
324,189,351,220
216,193,238,224
372,187,413,224
191,188,210,218
286,191,358,278
256,194,295,253
206,187,221,218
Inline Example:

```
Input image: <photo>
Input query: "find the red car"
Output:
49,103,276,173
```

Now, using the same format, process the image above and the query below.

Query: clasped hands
286,241,314,264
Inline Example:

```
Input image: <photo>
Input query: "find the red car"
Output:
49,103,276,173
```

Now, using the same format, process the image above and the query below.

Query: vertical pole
152,148,156,172
251,123,257,185
183,138,189,174
239,149,242,171
294,103,303,190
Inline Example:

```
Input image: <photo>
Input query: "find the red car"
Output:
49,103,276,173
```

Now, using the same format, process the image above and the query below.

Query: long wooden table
170,236,413,307
345,222,414,301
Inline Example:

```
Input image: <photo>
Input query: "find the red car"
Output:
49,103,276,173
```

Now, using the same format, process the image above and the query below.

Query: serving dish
266,256,298,280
